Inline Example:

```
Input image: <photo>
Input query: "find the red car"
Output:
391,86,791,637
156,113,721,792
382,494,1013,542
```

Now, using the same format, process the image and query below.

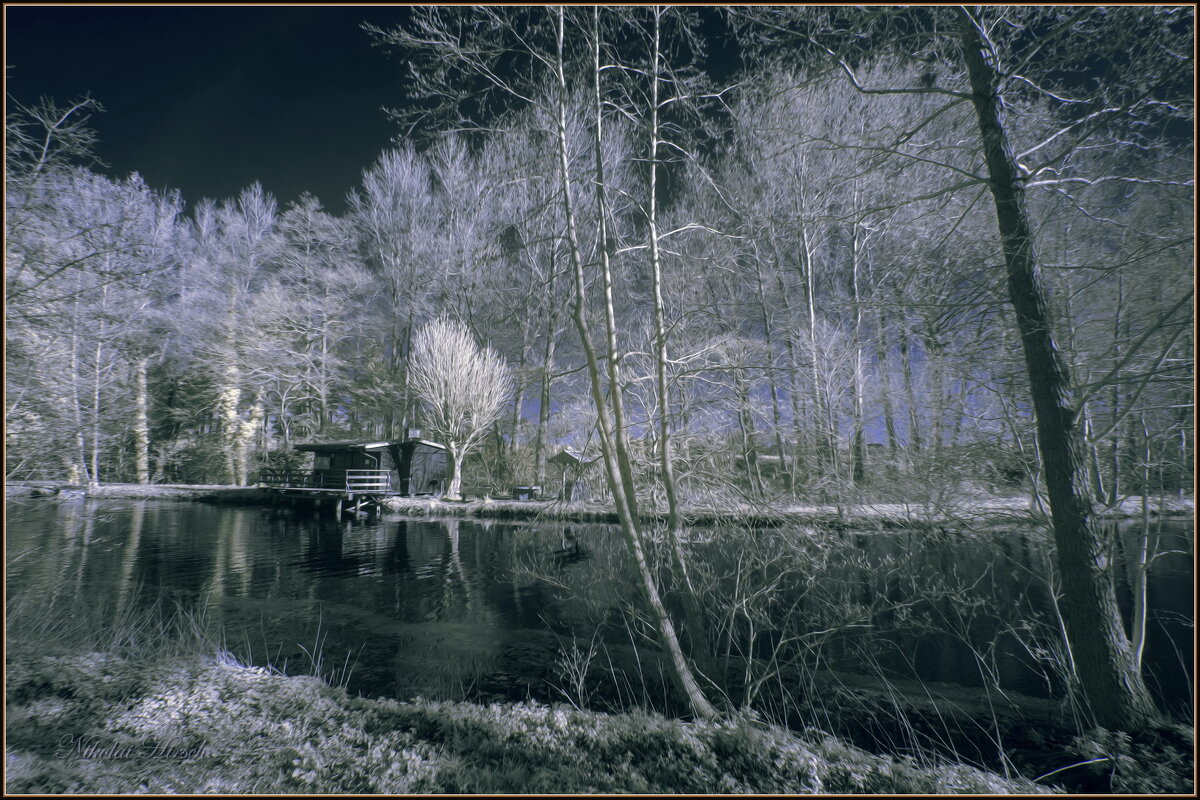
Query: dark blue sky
6,6,744,215
6,5,416,213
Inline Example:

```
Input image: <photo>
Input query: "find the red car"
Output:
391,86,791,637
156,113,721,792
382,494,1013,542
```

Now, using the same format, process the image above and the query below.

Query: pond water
5,498,1193,722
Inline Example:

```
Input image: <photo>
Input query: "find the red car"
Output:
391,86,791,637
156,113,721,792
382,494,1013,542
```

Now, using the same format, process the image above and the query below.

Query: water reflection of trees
113,501,144,619
8,503,1191,732
506,522,672,710
686,526,1074,718
503,519,1164,733
508,523,639,630
435,519,486,621
203,509,252,612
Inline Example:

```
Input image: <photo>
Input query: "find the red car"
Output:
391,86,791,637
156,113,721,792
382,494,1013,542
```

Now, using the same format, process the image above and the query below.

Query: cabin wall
303,447,400,491
314,451,376,470
376,448,402,491
396,442,448,495
294,441,444,495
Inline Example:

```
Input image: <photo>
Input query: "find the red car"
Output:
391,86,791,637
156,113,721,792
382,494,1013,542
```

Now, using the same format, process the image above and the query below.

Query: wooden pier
258,468,396,516
257,437,450,517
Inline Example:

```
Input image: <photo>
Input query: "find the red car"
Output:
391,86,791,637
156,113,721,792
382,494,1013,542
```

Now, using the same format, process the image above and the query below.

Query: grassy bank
6,648,1055,794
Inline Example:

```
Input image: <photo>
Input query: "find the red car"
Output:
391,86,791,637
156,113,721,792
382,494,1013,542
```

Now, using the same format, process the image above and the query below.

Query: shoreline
7,480,1194,528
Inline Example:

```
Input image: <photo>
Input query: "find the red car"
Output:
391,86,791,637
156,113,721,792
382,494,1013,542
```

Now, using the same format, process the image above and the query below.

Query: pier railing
258,469,392,493
344,470,393,492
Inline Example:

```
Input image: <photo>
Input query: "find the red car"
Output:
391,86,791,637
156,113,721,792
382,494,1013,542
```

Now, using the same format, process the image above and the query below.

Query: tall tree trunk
90,334,104,488
897,292,922,458
959,9,1158,731
798,217,831,472
735,364,764,496
133,356,151,484
647,8,683,534
318,328,330,435
217,363,241,485
646,8,710,665
535,263,558,486
1081,401,1107,502
508,345,527,485
875,302,899,464
1059,271,1108,504
387,301,404,438
1107,272,1125,504
755,264,791,489
398,322,413,435
237,401,262,487
776,272,806,493
926,339,946,466
1130,414,1153,670
68,306,90,485
848,204,867,485
588,11,713,711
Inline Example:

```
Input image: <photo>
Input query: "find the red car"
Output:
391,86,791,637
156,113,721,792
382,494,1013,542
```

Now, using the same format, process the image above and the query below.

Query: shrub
7,649,1056,794
1067,726,1194,794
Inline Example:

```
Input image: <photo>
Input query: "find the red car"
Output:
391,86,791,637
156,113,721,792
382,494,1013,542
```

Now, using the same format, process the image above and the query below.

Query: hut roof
404,438,447,451
548,447,600,466
295,438,445,453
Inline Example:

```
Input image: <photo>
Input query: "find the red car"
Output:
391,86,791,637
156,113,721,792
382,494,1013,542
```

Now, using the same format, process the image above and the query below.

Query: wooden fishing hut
548,447,600,502
259,434,449,515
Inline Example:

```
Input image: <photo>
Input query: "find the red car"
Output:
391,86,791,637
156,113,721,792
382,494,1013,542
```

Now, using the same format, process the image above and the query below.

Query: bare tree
347,146,440,436
733,4,1189,731
408,316,513,499
955,7,1162,730
369,5,722,719
6,150,182,485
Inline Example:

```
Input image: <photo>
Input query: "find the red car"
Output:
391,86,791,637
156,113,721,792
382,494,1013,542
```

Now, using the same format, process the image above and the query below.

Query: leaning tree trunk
959,10,1158,731
645,9,712,671
547,6,717,720
589,7,715,717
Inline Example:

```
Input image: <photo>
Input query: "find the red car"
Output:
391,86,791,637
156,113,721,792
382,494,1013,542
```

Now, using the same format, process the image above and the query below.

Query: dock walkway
258,469,395,516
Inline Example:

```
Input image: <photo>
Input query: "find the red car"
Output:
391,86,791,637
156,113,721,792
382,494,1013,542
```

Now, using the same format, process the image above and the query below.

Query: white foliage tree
408,316,512,499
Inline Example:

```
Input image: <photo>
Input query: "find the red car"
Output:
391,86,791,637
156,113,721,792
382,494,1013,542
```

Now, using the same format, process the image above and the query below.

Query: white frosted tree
408,316,512,499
